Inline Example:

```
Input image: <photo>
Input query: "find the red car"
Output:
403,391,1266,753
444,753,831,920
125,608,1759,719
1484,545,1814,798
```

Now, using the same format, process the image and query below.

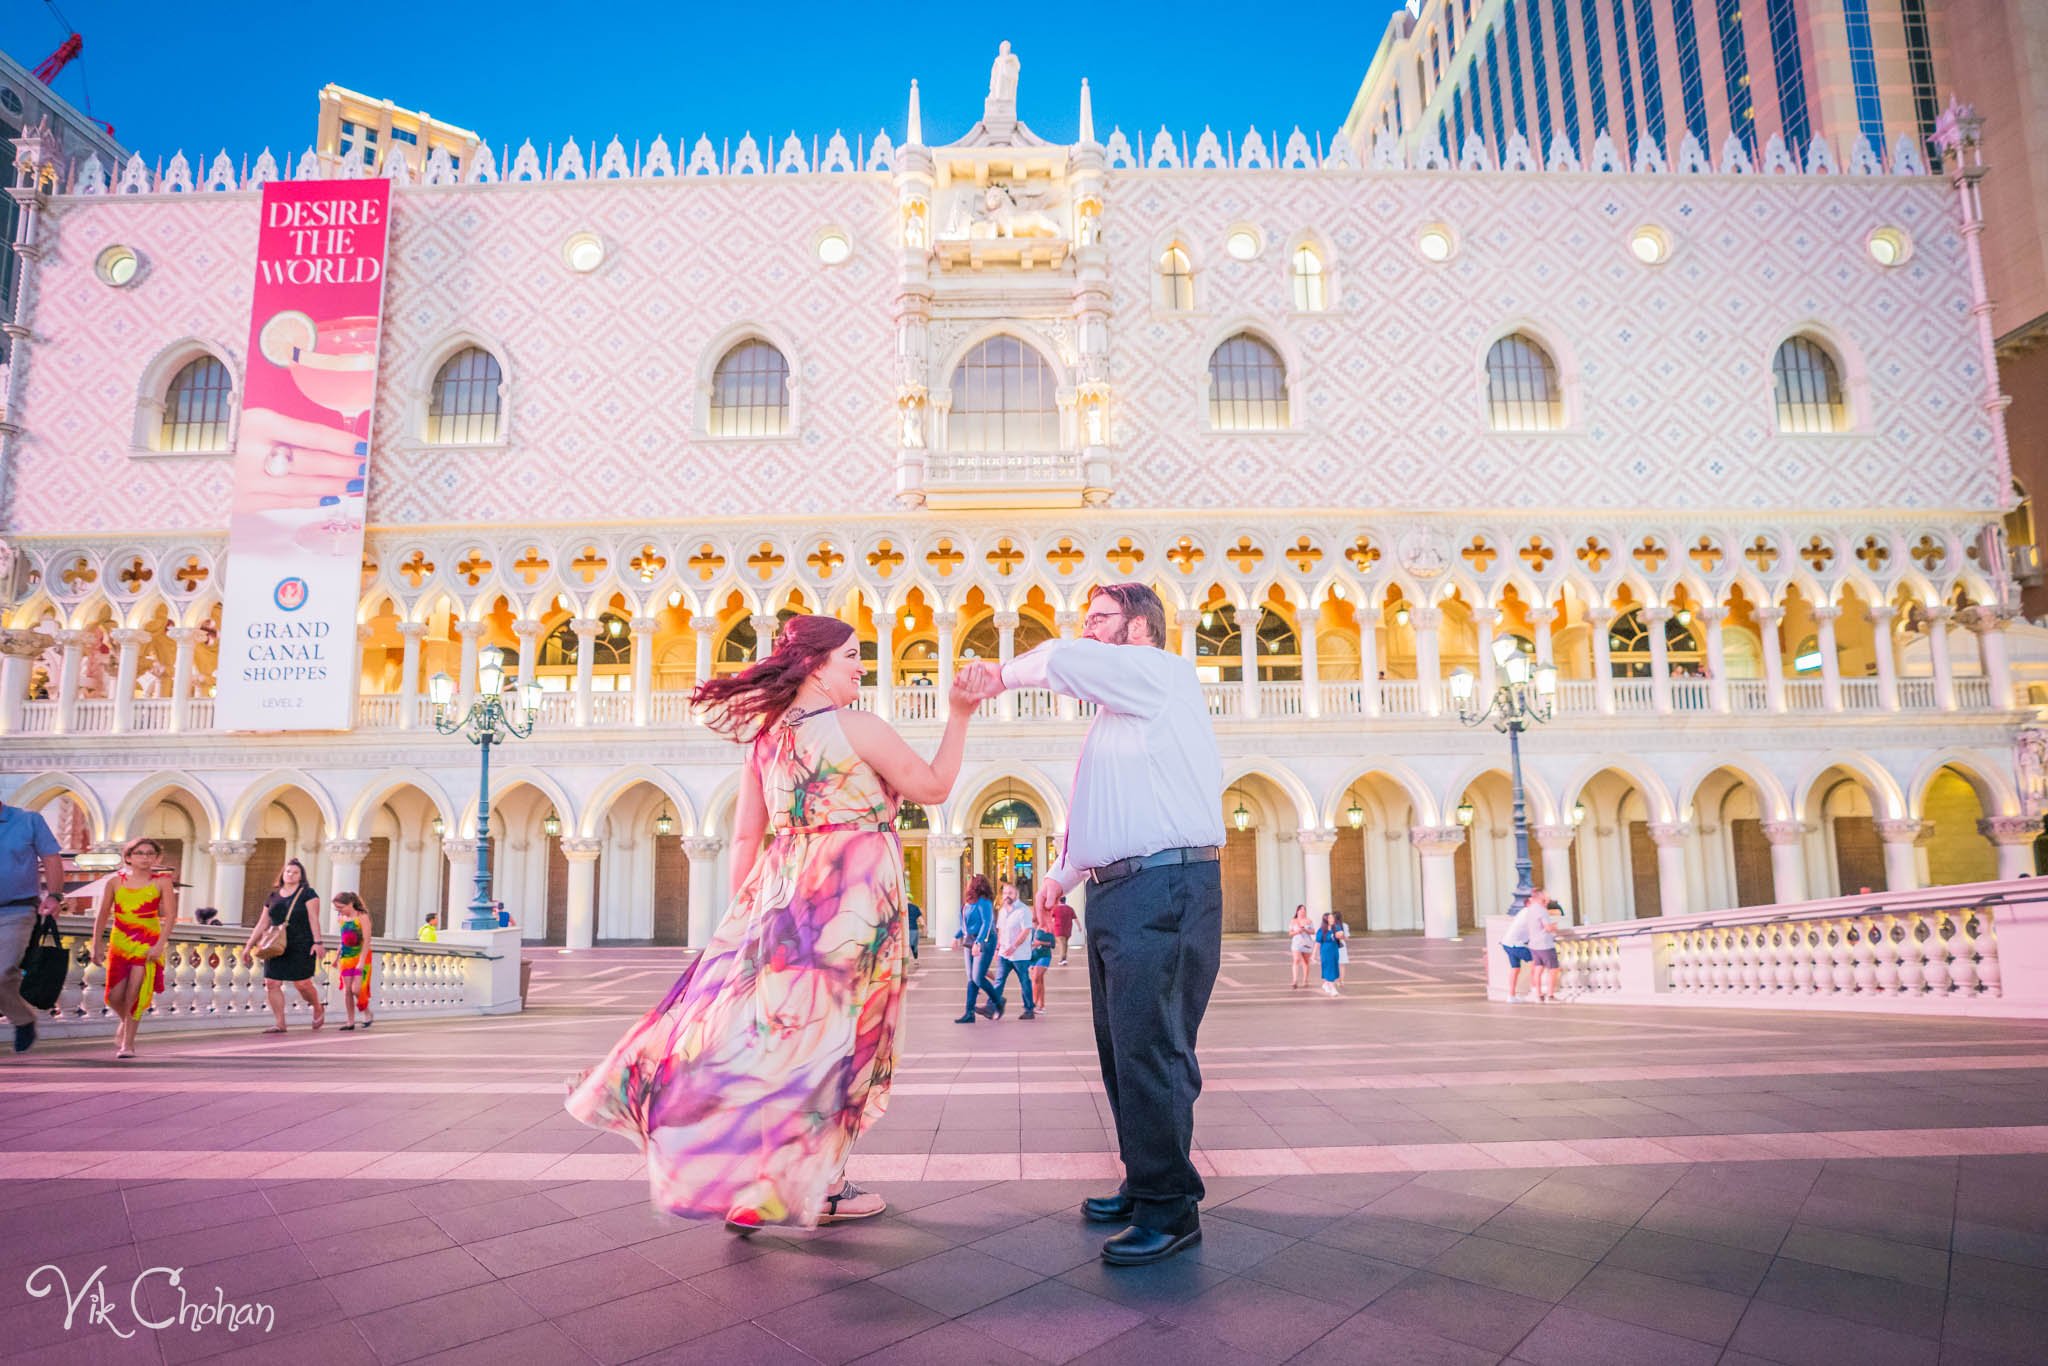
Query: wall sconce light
1455,799,1475,827
542,811,562,838
654,808,675,838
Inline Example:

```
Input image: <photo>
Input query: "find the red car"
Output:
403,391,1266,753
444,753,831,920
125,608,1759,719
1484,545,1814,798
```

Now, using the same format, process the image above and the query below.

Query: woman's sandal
724,1208,765,1236
817,1181,886,1224
311,1005,326,1031
263,1026,287,1034
339,1025,355,1032
361,1017,373,1029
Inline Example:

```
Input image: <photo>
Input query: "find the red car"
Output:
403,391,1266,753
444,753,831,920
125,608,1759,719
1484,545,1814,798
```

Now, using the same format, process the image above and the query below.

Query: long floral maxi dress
566,707,907,1227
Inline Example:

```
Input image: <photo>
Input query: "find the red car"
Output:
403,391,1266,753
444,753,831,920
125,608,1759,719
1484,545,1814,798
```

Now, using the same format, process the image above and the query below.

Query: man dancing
961,583,1224,1265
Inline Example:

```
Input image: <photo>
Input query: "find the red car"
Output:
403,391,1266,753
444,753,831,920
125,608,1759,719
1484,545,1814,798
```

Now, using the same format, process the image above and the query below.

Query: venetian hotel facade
0,51,2037,949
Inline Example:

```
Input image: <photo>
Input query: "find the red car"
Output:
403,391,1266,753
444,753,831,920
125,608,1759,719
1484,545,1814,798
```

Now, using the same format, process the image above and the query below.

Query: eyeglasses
1082,611,1125,631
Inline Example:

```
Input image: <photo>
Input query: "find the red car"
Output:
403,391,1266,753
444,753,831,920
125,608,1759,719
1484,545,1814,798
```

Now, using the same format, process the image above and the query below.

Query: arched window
1193,604,1301,681
1429,28,1443,83
536,612,632,690
1290,245,1327,312
1157,245,1194,310
1485,333,1562,431
159,356,233,452
957,611,1055,663
426,347,503,444
709,340,790,437
948,335,1058,452
716,607,801,671
980,797,1042,829
1772,335,1845,433
1207,333,1289,431
1606,608,1702,677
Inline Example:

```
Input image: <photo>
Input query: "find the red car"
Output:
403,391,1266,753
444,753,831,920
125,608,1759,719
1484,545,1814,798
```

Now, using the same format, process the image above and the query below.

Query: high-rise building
315,84,480,176
1345,1,1954,169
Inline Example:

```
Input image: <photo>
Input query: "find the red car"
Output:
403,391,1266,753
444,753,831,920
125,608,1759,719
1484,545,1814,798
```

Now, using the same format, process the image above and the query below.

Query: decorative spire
1079,79,1094,145
907,80,922,148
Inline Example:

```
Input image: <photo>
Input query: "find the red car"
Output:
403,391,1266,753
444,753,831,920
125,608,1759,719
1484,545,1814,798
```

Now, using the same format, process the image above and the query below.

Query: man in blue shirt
0,798,67,1053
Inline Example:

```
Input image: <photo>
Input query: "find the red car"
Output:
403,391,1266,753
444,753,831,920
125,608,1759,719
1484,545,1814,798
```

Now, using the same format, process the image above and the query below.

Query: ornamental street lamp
1448,638,1558,917
430,646,542,931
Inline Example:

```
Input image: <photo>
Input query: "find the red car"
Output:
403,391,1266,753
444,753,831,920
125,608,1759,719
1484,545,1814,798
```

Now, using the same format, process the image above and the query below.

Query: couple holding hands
566,582,1225,1265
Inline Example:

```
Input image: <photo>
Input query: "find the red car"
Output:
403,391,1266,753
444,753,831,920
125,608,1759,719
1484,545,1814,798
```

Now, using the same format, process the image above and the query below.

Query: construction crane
31,33,83,83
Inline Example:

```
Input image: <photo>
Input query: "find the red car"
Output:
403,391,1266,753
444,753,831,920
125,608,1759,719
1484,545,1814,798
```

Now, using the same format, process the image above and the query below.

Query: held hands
950,662,1007,714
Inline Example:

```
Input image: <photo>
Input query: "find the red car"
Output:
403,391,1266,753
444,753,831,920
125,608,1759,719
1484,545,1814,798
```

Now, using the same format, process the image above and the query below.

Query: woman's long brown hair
689,614,856,741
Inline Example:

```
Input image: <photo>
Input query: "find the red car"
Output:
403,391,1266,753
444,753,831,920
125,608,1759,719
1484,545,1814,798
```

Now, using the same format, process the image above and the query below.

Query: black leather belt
1089,846,1220,887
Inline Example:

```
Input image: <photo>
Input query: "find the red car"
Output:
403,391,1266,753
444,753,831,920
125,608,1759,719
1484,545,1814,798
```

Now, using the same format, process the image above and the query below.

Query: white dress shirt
1001,638,1226,887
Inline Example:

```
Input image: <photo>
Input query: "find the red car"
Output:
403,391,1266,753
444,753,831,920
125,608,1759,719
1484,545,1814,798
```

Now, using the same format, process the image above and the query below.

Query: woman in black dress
244,858,325,1032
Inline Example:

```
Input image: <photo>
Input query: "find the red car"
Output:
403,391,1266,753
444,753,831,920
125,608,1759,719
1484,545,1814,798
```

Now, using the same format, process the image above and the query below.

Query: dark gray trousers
1084,860,1223,1228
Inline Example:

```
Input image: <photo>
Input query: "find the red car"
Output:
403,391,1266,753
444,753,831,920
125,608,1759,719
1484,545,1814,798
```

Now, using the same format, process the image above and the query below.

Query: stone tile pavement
3,934,2048,1363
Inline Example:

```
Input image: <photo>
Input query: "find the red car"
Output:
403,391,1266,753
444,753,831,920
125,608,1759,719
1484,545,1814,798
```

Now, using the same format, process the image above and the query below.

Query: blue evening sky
9,1,1396,163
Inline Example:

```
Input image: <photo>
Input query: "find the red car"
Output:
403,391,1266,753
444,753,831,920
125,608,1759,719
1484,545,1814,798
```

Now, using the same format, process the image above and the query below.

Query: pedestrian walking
954,874,1002,1021
1287,904,1314,989
993,886,1037,1019
0,797,66,1054
568,614,977,1231
247,858,324,1033
88,837,179,1059
331,891,374,1030
905,898,922,961
1053,893,1076,964
959,580,1224,1267
1028,899,1056,1010
1315,913,1345,996
1504,890,1562,1002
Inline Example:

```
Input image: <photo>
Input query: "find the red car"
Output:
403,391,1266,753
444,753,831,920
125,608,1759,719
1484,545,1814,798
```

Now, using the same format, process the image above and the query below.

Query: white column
512,617,544,692
683,837,724,945
1756,606,1788,713
1925,606,1957,710
872,609,895,722
933,611,957,697
1177,608,1200,661
1875,819,1929,893
1532,825,1574,915
690,615,717,714
1528,605,1556,667
571,618,600,727
1812,606,1843,712
1587,608,1616,714
1234,603,1261,718
207,840,257,926
1648,823,1691,917
1055,611,1081,720
1359,608,1381,717
397,621,427,730
166,627,200,733
1298,605,1322,718
1643,606,1673,714
1411,607,1443,716
1472,607,1499,703
561,837,602,948
1867,605,1900,711
1411,826,1464,939
0,646,30,734
53,629,87,734
109,628,149,732
1296,830,1335,919
1968,608,2014,709
929,835,968,943
442,837,479,926
323,839,371,933
629,616,656,725
454,619,485,698
993,610,1018,720
1761,821,1810,904
1698,607,1731,713
750,613,778,663
1980,817,2040,880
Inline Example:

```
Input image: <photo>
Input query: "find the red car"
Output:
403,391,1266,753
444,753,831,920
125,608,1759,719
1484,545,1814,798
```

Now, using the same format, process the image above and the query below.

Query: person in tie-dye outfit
568,614,980,1230
89,837,179,1060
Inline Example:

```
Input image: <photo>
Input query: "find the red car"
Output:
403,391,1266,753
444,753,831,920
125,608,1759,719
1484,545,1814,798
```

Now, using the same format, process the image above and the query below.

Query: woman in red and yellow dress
89,837,179,1060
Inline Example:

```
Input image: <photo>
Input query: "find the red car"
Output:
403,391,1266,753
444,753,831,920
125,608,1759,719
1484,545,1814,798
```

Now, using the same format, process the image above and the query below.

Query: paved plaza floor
5,935,2048,1364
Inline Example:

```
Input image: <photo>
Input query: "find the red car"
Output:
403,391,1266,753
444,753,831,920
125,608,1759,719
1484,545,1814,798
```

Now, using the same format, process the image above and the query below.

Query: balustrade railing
538,691,576,725
19,700,58,733
1728,679,1771,712
589,691,633,725
1839,677,1883,711
1898,676,1937,709
71,699,114,733
1379,680,1422,715
1955,676,1994,709
1201,683,1241,718
1668,679,1712,712
130,698,175,732
1609,679,1656,714
1503,879,2048,1017
29,917,510,1036
357,694,400,728
1260,682,1305,717
1782,678,1825,711
1321,680,1364,715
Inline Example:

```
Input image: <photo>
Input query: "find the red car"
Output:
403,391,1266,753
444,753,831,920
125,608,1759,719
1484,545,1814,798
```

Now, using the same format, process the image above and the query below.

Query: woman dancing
89,837,179,1060
568,614,977,1230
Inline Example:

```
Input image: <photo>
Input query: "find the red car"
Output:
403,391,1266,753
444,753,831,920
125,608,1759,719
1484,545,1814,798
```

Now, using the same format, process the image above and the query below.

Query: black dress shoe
1101,1217,1201,1266
12,1022,34,1054
1081,1194,1134,1223
954,1013,977,1023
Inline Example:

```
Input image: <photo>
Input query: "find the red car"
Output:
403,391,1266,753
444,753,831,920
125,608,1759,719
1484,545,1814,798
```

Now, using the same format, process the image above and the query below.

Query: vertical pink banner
216,179,392,731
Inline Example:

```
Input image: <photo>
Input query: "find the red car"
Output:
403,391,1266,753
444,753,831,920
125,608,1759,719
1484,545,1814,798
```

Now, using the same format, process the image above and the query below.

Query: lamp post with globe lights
1448,638,1557,917
430,646,542,931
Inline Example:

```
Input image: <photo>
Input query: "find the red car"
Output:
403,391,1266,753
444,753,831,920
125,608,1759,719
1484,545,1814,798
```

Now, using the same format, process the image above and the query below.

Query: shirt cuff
1001,642,1055,691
